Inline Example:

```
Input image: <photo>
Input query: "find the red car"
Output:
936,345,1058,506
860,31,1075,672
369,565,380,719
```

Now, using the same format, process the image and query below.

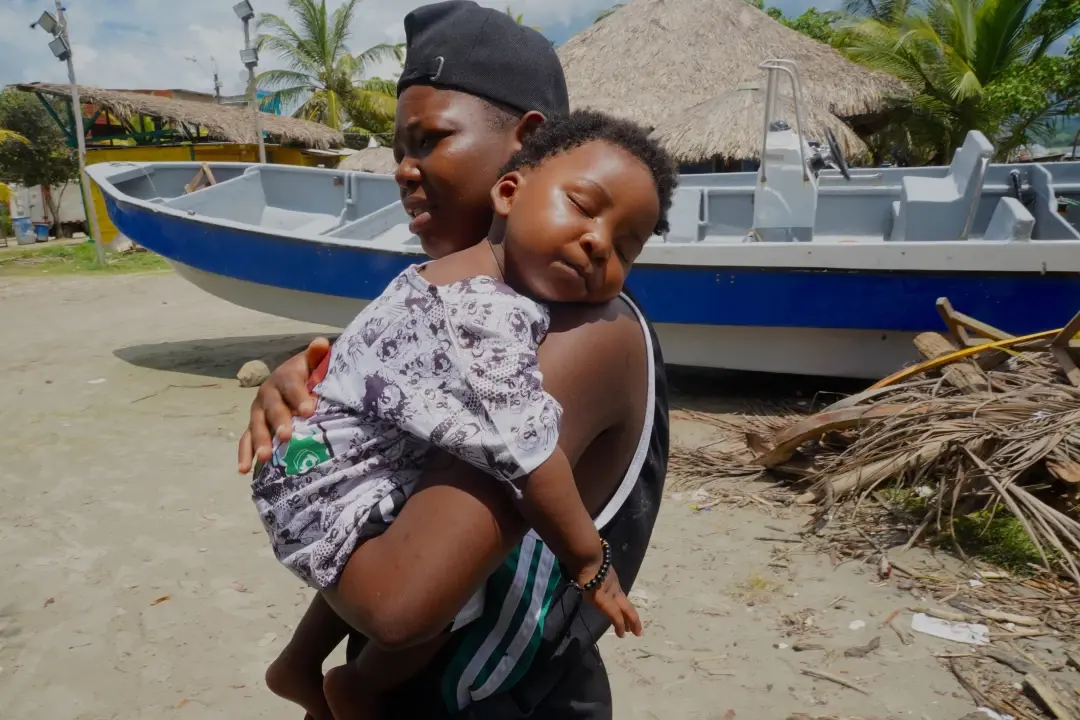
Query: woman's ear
490,172,523,218
511,111,546,153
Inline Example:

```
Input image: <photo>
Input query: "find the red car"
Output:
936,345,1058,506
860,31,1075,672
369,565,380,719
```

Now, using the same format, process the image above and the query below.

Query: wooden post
913,332,989,391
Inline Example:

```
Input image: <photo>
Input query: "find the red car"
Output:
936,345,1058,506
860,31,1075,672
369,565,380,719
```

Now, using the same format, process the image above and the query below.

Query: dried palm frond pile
669,403,802,486
740,317,1080,583
670,302,1080,583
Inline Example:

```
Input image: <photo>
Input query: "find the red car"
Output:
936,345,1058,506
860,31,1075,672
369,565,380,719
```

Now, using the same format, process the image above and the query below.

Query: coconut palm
505,5,543,31
841,0,912,22
0,129,28,144
842,0,1080,160
255,0,403,132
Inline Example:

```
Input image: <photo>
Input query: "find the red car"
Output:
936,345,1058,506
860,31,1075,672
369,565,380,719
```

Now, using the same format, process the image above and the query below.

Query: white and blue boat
87,61,1080,379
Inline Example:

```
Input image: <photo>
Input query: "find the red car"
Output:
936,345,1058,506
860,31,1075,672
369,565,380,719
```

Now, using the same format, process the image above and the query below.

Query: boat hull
168,260,919,377
106,195,1079,379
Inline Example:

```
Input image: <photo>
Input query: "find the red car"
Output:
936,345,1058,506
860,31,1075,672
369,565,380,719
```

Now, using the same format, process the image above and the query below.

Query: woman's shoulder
538,295,649,429
546,295,644,346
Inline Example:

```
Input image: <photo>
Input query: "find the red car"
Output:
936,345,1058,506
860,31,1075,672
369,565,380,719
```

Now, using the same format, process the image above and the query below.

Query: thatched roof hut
651,81,868,163
336,146,398,173
15,82,343,149
557,0,905,129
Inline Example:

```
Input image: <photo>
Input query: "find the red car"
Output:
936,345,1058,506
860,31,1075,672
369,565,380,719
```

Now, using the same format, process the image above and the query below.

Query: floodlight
239,47,258,67
233,1,255,21
48,35,71,61
36,11,60,35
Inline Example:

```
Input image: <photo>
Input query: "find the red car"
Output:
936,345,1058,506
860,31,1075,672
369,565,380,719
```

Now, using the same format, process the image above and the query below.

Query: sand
0,272,983,719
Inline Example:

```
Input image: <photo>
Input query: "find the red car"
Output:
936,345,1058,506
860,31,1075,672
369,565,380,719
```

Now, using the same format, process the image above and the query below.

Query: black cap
397,1,569,120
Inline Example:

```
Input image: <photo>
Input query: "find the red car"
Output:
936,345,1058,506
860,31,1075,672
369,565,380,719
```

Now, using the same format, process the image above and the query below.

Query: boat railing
758,59,810,184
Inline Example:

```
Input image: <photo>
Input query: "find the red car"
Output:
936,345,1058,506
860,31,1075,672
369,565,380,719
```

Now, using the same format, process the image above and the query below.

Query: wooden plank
1051,309,1080,387
1024,674,1078,720
936,297,1012,370
913,332,989,391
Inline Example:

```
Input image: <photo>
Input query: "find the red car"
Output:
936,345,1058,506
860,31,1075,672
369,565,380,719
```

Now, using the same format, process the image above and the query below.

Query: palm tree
504,5,543,31
843,0,1080,161
841,0,912,22
255,0,403,132
0,129,28,144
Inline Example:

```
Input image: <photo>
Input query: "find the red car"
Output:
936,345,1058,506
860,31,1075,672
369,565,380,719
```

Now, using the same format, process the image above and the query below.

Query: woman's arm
322,302,648,650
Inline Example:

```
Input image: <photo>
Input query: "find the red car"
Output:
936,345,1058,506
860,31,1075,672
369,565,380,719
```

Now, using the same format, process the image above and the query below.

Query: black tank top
537,291,668,642
356,294,668,715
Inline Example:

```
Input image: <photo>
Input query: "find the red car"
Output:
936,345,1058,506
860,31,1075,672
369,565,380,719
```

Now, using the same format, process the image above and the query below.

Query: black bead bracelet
571,539,612,592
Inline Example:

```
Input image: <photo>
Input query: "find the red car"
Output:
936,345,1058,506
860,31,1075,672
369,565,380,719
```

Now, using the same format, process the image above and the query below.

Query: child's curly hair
500,110,679,236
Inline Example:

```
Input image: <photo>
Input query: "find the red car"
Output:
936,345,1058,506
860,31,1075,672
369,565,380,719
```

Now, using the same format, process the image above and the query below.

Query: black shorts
354,632,612,719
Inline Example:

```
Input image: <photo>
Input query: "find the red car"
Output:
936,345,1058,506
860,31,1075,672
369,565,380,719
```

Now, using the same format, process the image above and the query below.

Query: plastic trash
910,612,989,645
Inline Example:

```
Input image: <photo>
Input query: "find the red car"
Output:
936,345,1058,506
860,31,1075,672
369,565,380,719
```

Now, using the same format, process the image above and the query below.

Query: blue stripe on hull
107,199,1080,334
628,266,1080,333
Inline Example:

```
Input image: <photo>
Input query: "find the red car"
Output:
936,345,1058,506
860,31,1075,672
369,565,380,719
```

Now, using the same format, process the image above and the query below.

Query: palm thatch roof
336,146,398,173
14,83,343,149
651,81,869,163
557,0,906,128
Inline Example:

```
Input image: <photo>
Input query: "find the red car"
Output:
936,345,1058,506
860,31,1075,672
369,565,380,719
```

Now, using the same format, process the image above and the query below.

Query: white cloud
0,0,617,96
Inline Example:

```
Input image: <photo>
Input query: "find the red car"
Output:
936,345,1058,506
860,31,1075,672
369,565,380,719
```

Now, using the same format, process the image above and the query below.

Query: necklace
485,239,507,283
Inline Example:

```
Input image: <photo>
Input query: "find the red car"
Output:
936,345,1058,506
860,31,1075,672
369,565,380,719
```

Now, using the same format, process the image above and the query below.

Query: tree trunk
52,184,68,237
42,186,60,238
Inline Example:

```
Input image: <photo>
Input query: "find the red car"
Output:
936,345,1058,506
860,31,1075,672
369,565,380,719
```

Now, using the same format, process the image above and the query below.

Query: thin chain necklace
485,239,506,283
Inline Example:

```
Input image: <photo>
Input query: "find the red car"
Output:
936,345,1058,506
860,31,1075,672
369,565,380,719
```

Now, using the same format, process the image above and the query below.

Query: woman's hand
236,337,331,473
582,566,643,639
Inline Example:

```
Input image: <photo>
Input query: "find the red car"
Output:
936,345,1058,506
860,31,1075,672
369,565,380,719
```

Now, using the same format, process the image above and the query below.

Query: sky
0,0,843,98
2,0,1071,99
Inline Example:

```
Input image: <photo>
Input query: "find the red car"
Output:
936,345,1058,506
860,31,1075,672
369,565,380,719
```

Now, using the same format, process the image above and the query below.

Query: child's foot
324,663,381,720
265,652,334,720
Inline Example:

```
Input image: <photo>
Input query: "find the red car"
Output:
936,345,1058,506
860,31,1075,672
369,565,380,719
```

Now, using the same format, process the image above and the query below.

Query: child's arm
512,446,643,638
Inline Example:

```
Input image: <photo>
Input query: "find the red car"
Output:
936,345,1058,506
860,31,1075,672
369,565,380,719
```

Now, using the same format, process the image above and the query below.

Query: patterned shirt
252,265,563,589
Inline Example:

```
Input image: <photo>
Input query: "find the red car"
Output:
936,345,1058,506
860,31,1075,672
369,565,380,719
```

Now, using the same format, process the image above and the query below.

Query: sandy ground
0,272,989,719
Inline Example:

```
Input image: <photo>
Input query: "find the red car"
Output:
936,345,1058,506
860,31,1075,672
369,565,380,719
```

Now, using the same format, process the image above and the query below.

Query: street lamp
31,2,105,265
185,55,222,102
34,10,59,34
234,1,265,163
232,1,255,21
47,35,71,61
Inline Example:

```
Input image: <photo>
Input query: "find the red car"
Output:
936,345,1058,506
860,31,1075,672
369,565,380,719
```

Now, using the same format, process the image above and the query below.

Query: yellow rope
868,328,1064,391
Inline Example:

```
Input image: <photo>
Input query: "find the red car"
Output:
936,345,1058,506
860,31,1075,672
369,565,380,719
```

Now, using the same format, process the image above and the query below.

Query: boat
87,61,1080,380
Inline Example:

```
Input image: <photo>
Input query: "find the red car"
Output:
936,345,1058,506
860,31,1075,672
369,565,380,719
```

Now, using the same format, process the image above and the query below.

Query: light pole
32,2,106,264
185,55,222,102
233,1,266,163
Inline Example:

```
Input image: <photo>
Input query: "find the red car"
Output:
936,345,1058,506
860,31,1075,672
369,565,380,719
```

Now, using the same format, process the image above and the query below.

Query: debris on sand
237,359,271,388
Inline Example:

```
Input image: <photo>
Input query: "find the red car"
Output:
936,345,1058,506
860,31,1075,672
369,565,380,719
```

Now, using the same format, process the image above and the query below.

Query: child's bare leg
323,631,452,720
265,593,350,720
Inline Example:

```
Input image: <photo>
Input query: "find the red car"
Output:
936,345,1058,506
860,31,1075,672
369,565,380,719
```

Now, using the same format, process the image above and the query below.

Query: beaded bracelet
571,539,612,592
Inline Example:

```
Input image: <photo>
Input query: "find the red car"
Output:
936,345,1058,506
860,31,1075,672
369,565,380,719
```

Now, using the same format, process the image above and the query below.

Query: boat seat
889,131,993,241
666,187,704,242
982,197,1034,241
291,214,345,236
1028,164,1080,240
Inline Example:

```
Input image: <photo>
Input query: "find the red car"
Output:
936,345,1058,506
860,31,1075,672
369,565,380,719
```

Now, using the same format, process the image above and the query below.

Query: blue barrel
33,222,50,242
12,216,33,245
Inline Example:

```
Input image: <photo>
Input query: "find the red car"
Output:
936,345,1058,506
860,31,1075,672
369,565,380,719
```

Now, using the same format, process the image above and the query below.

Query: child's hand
582,566,643,638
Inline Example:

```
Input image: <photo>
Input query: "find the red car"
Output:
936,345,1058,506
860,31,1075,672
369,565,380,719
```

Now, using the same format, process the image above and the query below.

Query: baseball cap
397,1,570,120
